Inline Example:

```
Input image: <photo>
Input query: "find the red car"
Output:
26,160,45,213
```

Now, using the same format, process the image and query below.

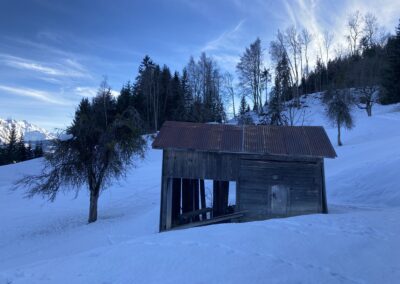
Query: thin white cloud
74,86,98,97
0,53,89,78
202,19,246,53
0,85,70,105
282,0,298,27
199,19,249,72
74,86,119,98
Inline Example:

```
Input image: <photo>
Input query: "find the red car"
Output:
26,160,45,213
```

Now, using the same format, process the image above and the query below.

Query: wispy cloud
202,19,246,53
74,86,119,98
0,53,90,78
74,86,98,97
200,19,248,71
0,85,70,105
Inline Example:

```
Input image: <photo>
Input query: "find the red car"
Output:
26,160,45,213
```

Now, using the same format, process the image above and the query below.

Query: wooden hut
152,121,337,232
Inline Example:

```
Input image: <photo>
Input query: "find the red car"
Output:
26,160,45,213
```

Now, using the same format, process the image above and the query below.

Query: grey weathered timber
171,212,245,231
158,148,330,231
155,122,336,232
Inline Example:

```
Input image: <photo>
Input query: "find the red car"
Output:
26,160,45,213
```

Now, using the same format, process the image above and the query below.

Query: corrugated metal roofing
152,121,337,158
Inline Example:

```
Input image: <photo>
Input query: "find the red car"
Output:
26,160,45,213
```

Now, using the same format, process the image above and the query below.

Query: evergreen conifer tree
6,124,17,163
33,142,44,158
239,95,247,115
16,135,27,162
17,81,146,223
381,20,400,104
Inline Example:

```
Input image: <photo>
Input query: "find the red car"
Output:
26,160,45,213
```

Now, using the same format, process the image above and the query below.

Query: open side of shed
153,121,336,232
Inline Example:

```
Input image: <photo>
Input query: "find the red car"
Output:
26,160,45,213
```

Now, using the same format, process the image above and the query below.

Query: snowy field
1,94,400,283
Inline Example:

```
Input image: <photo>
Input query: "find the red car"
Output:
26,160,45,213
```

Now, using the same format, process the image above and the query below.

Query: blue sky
1,0,399,131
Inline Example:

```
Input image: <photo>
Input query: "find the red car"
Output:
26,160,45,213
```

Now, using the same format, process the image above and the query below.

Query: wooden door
271,185,288,216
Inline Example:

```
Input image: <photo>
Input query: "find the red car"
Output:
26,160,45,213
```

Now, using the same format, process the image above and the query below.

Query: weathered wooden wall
159,149,327,232
162,149,240,181
237,157,323,221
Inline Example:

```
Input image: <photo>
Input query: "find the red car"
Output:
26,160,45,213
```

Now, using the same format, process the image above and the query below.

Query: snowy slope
0,94,399,284
0,118,55,143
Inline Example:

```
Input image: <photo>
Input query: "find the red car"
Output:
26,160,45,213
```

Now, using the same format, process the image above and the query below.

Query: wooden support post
181,179,193,224
213,180,220,217
171,178,181,226
200,179,206,220
321,159,328,214
159,175,168,232
166,178,173,230
193,179,200,221
221,181,229,214
213,180,229,217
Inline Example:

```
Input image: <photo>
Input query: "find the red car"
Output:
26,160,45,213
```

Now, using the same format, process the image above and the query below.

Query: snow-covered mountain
0,118,56,143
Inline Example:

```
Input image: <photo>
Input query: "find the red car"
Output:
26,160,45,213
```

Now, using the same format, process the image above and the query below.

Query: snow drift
0,94,399,283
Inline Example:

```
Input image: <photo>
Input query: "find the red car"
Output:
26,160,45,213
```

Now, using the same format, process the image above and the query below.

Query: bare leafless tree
334,43,346,58
323,31,334,67
285,26,301,106
363,13,379,48
236,38,265,113
301,29,313,78
222,72,237,118
323,31,334,85
286,101,307,126
353,54,381,116
346,10,362,55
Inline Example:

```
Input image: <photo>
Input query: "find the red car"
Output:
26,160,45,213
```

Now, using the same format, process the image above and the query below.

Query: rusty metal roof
152,121,337,158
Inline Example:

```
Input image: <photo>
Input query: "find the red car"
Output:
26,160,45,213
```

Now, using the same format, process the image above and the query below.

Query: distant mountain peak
0,118,56,143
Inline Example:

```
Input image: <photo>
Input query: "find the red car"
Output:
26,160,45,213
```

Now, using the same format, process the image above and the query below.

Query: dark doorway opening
169,178,237,229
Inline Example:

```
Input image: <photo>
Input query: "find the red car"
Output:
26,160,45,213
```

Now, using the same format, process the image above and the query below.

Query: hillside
0,118,55,144
0,94,399,284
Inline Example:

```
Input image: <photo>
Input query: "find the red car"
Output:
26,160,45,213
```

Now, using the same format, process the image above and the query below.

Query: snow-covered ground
1,94,400,283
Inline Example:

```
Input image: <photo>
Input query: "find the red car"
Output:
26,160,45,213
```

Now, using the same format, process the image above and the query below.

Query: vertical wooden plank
222,181,229,212
171,178,181,226
193,179,200,221
159,150,167,232
321,159,328,213
213,181,229,217
182,179,193,215
212,180,220,217
166,178,173,230
200,179,207,219
159,176,168,232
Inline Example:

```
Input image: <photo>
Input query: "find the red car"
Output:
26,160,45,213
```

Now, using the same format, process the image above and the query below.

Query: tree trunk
367,103,372,117
337,124,342,146
88,190,99,223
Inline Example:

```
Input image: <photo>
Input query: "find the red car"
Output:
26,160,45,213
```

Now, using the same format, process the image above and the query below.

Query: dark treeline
119,53,226,133
231,15,400,144
302,36,399,105
263,15,400,127
117,14,400,133
0,125,43,166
